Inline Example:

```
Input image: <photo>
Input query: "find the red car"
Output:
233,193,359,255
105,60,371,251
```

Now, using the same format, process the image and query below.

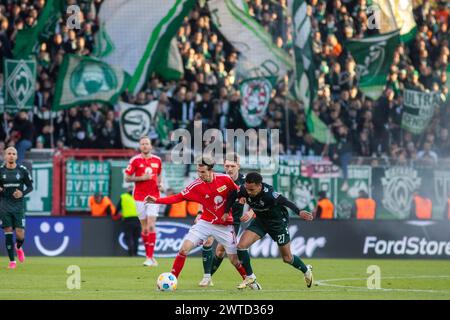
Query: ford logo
118,221,202,257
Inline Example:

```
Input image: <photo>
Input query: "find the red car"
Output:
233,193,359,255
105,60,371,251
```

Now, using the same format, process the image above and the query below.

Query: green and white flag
94,0,195,94
346,29,400,96
4,59,37,112
154,37,184,81
119,100,158,148
52,55,130,111
239,77,273,127
13,0,63,59
208,0,293,81
402,89,441,134
289,0,335,144
372,0,417,42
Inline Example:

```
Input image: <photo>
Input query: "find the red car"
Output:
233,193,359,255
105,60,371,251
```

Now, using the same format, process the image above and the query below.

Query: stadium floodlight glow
170,121,280,174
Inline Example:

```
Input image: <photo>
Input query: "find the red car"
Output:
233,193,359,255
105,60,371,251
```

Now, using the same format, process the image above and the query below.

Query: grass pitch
0,257,449,300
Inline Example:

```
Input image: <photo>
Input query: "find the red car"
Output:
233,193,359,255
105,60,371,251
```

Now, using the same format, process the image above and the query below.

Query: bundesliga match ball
156,272,178,291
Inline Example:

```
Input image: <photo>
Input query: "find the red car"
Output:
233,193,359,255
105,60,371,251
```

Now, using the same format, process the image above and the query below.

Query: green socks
5,233,15,262
237,249,253,276
290,255,308,273
202,245,213,275
210,255,224,276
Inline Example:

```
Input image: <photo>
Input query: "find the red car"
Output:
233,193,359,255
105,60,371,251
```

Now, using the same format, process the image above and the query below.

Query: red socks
235,263,247,280
142,232,156,259
171,253,187,278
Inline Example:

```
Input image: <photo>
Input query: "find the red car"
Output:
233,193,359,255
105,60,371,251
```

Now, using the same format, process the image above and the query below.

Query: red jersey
155,173,238,225
124,154,162,201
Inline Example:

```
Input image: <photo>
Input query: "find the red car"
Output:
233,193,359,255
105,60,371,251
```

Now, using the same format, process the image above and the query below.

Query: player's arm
146,192,185,204
275,193,313,220
14,167,33,199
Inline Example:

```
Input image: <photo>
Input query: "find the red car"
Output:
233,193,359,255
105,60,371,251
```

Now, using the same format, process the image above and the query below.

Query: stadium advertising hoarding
1,218,448,259
25,162,53,215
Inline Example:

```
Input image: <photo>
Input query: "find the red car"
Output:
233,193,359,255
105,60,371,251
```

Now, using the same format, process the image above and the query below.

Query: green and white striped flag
289,0,335,144
208,0,293,81
52,55,130,111
154,37,184,81
13,0,63,59
4,59,37,112
94,0,195,94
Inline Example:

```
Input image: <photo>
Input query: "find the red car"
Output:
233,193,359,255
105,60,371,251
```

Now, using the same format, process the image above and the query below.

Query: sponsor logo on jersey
151,163,159,168
217,185,227,193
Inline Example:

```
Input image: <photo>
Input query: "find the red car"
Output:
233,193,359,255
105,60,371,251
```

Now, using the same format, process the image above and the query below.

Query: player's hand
240,209,255,222
238,197,246,205
13,189,23,199
158,183,165,193
299,210,313,221
144,195,156,204
0,187,3,192
221,213,229,222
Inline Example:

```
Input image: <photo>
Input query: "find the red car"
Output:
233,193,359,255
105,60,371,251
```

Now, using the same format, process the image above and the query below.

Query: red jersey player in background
145,158,250,287
124,136,163,267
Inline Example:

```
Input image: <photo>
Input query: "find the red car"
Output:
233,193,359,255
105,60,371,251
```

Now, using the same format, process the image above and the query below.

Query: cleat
304,265,313,288
16,245,25,263
151,257,158,267
8,261,17,269
198,277,214,287
237,276,256,290
248,280,262,290
143,258,155,267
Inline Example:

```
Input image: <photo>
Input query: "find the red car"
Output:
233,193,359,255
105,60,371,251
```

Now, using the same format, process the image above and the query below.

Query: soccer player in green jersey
225,172,314,290
0,147,33,269
198,154,260,289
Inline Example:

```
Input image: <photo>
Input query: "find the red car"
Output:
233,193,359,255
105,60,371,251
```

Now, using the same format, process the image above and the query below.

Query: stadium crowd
0,0,449,168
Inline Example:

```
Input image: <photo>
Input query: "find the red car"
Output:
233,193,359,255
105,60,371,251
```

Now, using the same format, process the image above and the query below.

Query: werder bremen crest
381,167,421,218
70,60,118,97
291,177,315,212
240,78,272,127
4,59,36,111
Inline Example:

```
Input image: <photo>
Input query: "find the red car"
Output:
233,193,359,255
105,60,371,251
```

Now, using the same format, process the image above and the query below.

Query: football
156,272,178,291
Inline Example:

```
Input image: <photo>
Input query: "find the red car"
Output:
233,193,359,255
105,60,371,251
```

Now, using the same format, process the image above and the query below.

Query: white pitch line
315,275,450,293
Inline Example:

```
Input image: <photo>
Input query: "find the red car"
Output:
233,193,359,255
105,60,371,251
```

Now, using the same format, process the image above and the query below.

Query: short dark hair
245,172,263,184
318,191,327,198
196,156,215,170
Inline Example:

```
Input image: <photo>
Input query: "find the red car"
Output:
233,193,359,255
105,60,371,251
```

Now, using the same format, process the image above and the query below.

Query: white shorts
184,219,237,254
135,201,160,219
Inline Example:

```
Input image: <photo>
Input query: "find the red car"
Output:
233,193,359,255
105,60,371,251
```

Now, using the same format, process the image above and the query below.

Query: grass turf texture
0,257,449,300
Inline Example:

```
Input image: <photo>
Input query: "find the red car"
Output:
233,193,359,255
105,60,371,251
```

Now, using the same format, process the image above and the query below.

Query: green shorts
0,212,26,229
246,216,290,246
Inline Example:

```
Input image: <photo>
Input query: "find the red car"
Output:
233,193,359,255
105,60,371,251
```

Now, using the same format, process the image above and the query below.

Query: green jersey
231,173,245,224
0,164,34,215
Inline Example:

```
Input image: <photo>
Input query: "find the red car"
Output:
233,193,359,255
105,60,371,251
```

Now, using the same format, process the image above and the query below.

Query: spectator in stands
314,191,335,219
351,190,376,220
10,111,34,164
417,141,439,165
88,192,116,217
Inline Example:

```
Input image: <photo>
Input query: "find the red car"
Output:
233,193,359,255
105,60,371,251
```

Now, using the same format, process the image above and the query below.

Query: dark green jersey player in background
225,172,314,290
198,154,259,288
0,147,33,269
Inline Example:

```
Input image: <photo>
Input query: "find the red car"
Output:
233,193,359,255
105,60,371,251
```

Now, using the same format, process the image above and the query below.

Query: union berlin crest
240,77,273,127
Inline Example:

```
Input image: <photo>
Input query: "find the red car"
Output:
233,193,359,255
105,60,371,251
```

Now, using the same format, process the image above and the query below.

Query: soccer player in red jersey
145,158,248,285
124,136,163,267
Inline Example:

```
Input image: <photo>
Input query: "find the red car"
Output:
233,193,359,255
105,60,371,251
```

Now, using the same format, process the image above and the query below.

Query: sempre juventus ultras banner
208,0,293,81
94,0,195,95
401,89,441,135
